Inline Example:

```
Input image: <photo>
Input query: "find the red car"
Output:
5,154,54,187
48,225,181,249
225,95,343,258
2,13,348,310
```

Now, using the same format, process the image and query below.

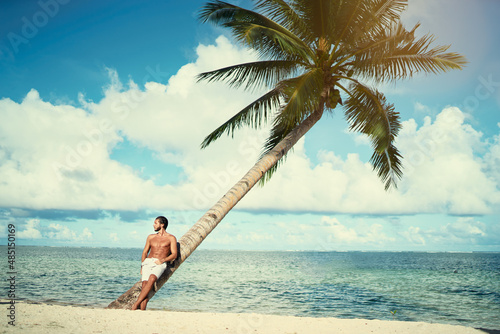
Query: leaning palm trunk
107,109,323,309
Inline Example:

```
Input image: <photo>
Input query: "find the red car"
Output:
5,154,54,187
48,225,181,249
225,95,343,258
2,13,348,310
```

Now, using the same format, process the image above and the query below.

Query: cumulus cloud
0,36,262,212
109,233,119,242
319,216,395,246
240,106,500,215
17,219,43,239
16,219,92,242
483,124,500,185
267,216,396,250
400,226,427,246
0,36,499,218
47,223,93,241
441,217,487,242
400,217,490,247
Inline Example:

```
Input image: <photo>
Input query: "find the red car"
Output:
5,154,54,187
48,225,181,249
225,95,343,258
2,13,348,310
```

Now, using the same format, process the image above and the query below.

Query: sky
0,0,499,252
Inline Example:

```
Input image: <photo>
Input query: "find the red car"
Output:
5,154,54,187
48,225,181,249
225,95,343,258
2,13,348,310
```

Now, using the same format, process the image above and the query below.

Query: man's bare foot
131,303,139,310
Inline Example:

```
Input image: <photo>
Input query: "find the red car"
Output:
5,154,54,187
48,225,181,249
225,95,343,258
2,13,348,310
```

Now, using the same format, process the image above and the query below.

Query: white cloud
399,217,489,247
483,124,500,185
47,223,93,241
319,216,395,246
441,217,486,240
414,102,431,114
109,233,119,242
14,218,93,242
17,219,43,239
0,36,499,218
88,36,259,155
239,106,500,215
266,216,396,250
81,227,93,240
320,217,359,243
400,226,426,246
0,36,262,212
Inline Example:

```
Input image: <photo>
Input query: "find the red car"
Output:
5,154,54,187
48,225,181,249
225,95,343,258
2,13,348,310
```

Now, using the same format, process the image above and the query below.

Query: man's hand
154,259,163,265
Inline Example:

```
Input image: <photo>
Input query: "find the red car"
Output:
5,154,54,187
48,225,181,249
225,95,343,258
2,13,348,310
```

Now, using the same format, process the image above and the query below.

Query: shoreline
1,300,495,334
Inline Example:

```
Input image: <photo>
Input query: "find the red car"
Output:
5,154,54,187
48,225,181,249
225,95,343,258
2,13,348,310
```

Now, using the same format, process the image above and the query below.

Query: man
132,216,178,310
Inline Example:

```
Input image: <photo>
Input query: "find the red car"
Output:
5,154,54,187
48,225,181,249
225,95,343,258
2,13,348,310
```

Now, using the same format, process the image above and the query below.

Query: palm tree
107,0,466,309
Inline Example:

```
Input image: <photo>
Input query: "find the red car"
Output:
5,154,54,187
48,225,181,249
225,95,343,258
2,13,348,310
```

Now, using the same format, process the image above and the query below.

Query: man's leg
138,281,149,310
132,274,157,310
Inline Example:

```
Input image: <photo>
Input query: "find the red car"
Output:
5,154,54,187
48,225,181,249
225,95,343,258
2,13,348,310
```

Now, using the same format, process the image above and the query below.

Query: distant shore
1,300,491,334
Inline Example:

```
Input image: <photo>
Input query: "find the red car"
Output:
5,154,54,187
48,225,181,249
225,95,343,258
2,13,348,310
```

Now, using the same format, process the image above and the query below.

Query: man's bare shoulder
151,232,176,242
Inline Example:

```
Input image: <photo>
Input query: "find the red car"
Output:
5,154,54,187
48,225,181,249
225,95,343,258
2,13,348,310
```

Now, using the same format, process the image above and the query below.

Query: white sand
1,301,487,334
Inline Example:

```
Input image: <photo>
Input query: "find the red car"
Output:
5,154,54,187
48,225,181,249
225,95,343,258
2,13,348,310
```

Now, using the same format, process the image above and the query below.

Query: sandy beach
1,301,489,334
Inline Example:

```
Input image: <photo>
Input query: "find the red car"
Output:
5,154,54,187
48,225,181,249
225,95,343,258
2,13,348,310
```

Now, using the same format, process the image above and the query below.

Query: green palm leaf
384,34,467,77
344,82,403,189
226,22,312,60
257,115,290,184
277,68,323,127
199,1,312,60
366,0,407,35
255,0,308,40
353,23,467,81
201,88,282,148
256,67,324,181
197,60,299,91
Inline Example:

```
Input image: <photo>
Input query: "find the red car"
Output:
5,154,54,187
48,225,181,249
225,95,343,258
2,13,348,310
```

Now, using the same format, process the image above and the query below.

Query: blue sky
0,0,499,251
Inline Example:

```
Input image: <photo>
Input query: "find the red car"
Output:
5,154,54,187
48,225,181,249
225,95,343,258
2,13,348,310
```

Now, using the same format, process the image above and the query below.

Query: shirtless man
131,216,177,310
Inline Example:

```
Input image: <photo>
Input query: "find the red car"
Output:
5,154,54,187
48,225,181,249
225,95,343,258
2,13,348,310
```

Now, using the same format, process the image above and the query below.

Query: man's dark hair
156,216,168,229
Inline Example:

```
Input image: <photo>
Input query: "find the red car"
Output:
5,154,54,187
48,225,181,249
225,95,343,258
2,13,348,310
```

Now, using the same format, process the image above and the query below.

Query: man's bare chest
150,235,171,248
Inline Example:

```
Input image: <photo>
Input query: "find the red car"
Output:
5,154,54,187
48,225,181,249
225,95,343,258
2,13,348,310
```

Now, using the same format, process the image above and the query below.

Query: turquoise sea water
2,246,499,330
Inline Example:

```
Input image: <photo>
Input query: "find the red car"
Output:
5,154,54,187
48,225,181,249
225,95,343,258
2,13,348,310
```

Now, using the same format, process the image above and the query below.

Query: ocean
2,246,499,330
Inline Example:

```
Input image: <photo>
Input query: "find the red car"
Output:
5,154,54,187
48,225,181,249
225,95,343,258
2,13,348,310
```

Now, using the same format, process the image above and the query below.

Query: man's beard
154,227,160,232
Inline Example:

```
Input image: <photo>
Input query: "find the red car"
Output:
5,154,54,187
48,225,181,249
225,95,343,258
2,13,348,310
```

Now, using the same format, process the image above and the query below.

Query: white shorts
141,258,167,281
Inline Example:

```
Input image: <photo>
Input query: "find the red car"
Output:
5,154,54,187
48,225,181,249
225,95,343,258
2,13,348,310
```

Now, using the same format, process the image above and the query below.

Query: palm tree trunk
107,108,324,309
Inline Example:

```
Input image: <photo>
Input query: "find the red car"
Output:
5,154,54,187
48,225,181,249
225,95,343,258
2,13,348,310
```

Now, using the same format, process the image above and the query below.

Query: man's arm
140,236,151,275
141,235,152,262
160,235,178,264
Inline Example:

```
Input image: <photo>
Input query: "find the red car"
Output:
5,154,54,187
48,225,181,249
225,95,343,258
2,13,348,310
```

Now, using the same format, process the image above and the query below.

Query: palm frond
277,68,323,128
365,0,407,35
255,0,308,39
352,23,467,82
201,88,282,148
329,0,365,49
301,0,336,41
257,112,292,185
344,82,403,189
255,67,324,183
290,0,346,46
383,33,467,77
199,1,312,60
196,60,298,91
226,21,312,60
370,143,403,190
